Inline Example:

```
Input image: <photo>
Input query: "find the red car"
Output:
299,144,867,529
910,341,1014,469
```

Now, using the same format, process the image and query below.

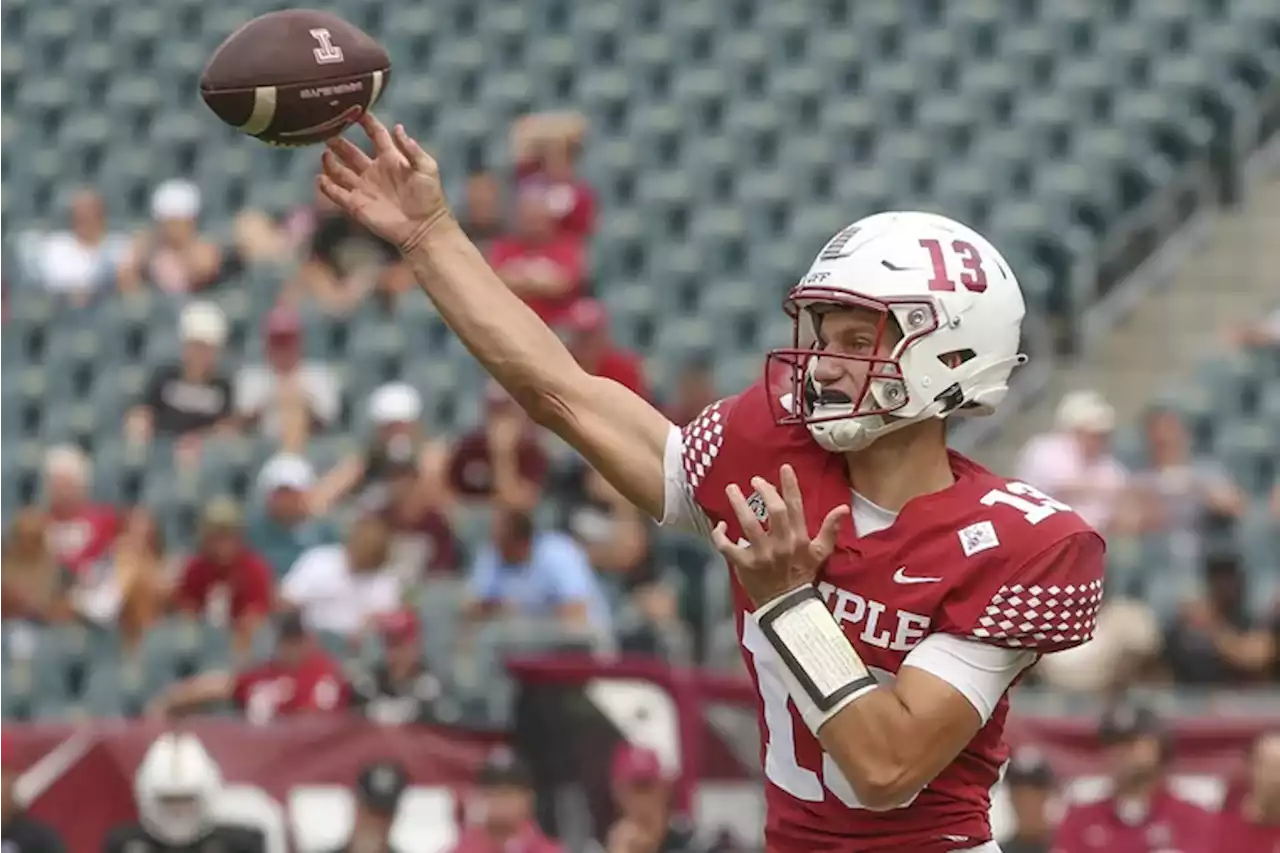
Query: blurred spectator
1129,407,1247,566
118,180,222,294
1000,748,1055,853
174,498,274,654
461,171,505,249
512,111,596,239
320,761,409,853
599,745,699,853
562,299,650,399
41,445,119,574
1231,305,1280,348
664,356,718,427
72,507,169,646
376,453,460,580
557,462,681,655
27,189,128,305
286,183,404,316
150,612,348,724
351,610,459,726
313,382,449,514
1015,391,1133,533
126,301,234,454
465,509,611,635
230,208,294,266
488,192,585,325
1053,704,1210,853
246,453,341,578
233,306,341,451
1033,598,1161,695
451,749,564,853
448,382,548,511
1,739,67,852
1162,553,1276,685
1204,731,1280,848
1,509,73,624
281,514,402,638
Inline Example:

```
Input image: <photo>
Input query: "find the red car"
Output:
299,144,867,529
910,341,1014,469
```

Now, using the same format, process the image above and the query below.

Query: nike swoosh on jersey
893,567,943,584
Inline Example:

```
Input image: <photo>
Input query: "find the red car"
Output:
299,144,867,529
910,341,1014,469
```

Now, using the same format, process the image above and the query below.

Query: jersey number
980,481,1072,525
742,621,913,810
919,238,988,293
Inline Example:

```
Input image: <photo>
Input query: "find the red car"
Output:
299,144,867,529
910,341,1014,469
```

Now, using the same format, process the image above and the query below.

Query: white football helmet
766,211,1028,453
135,732,223,845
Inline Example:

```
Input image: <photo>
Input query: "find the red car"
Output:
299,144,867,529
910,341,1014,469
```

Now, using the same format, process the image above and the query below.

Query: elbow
833,750,920,812
854,774,921,812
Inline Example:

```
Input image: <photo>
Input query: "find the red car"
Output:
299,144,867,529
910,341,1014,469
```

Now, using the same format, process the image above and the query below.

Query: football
200,9,391,147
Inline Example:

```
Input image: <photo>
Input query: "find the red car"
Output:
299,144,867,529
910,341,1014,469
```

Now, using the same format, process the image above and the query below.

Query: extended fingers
750,476,792,542
726,483,767,549
316,174,354,208
778,464,807,533
711,520,750,564
325,135,373,172
320,149,362,192
812,504,852,561
393,123,436,174
360,113,397,156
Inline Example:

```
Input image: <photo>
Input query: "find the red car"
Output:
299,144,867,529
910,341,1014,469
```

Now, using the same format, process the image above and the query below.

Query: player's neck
842,423,954,512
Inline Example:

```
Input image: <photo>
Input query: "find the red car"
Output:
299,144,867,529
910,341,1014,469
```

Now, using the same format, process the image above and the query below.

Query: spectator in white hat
1015,390,1132,533
311,382,451,515
245,453,341,578
117,179,222,294
125,301,235,452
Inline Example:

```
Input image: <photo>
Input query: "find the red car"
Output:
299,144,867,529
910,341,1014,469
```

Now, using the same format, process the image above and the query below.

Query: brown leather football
200,9,391,147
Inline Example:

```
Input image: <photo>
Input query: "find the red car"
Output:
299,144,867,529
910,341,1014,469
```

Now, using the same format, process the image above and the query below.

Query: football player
317,115,1106,853
103,732,265,853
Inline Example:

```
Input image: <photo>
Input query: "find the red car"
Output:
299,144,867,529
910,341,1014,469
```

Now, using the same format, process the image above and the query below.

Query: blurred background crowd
2,0,1279,851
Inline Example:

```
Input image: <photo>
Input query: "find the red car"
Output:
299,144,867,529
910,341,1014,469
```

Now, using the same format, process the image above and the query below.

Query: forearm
751,586,984,810
404,220,583,415
403,219,670,517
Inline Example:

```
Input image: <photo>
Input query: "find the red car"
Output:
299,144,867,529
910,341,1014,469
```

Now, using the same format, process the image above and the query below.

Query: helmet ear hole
938,348,976,368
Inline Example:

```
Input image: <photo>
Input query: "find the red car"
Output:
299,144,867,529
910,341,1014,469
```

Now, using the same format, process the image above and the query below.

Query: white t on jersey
657,424,1035,724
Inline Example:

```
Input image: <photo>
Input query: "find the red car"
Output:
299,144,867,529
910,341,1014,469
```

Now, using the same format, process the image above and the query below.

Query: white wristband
752,585,878,733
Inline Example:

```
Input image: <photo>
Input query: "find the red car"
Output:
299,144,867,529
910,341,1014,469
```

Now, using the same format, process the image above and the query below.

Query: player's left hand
712,464,851,607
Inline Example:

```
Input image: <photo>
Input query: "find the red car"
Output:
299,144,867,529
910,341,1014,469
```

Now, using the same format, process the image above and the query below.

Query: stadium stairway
982,167,1280,473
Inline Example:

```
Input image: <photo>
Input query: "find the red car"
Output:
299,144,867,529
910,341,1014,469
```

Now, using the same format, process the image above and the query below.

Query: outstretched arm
318,117,672,519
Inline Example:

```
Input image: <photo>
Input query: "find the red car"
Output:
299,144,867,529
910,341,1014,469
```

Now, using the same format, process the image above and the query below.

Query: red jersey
46,504,118,574
676,382,1105,853
175,549,274,625
1196,789,1280,853
231,649,348,724
515,170,597,238
487,235,585,325
1052,786,1214,853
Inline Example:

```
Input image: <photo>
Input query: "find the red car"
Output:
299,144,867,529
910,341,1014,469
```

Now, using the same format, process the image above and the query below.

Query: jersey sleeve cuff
901,633,1037,724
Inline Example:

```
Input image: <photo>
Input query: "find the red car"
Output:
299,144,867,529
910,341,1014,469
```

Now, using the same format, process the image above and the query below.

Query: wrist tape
752,585,878,732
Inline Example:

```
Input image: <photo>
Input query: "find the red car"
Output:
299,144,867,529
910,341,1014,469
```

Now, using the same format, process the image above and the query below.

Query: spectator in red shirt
511,111,596,239
561,299,650,400
1202,732,1280,852
447,382,548,511
174,498,274,655
1053,704,1212,853
41,445,118,574
488,192,585,325
378,455,460,579
451,749,565,853
149,611,348,725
